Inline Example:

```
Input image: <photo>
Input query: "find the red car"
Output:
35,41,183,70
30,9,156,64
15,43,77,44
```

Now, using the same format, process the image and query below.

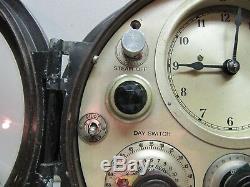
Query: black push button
114,81,147,115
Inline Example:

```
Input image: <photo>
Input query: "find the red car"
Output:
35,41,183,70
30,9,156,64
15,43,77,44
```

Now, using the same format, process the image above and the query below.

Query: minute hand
233,7,242,61
178,62,223,70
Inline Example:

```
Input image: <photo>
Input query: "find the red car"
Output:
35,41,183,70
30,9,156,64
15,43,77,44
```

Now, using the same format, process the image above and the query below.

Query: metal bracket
33,39,82,92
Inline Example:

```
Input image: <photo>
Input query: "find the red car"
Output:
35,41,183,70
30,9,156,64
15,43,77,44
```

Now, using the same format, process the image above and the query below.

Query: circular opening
0,18,24,186
130,20,141,30
88,123,98,135
90,122,98,128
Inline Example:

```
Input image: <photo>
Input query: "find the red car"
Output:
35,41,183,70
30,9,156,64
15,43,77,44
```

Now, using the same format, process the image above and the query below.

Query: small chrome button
116,28,148,67
121,29,146,59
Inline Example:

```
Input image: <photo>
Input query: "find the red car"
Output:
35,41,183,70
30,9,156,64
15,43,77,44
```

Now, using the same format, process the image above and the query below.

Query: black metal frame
0,0,49,186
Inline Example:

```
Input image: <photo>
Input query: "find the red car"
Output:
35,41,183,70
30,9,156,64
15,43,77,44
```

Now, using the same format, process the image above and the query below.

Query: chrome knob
121,29,146,59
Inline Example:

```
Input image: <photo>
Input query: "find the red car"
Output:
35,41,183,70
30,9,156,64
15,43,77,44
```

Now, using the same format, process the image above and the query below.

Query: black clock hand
178,59,240,75
178,61,238,75
178,62,223,71
221,8,242,75
233,7,242,61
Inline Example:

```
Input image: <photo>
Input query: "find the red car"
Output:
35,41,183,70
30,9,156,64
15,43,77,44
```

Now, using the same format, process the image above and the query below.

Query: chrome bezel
106,74,153,123
155,0,250,149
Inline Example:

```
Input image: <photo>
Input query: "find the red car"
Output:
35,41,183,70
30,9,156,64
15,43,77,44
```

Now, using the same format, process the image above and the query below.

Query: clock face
156,5,250,149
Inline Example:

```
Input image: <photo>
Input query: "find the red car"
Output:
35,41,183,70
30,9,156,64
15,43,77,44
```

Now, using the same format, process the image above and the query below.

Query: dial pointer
178,62,223,70
233,7,242,61
221,7,242,75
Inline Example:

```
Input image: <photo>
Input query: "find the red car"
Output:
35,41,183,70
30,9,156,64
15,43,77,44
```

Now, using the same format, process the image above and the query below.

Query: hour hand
178,62,223,71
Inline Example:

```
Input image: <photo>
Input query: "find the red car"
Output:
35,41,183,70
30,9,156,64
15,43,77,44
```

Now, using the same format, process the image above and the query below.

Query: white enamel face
156,5,250,149
0,32,24,186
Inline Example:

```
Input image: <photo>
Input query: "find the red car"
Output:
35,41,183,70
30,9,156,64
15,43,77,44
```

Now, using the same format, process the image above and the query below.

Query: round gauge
203,153,250,187
155,2,250,149
105,140,195,187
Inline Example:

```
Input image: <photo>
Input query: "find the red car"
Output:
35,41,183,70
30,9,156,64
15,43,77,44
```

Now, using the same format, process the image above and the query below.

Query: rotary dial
203,153,250,187
156,5,250,148
104,141,194,187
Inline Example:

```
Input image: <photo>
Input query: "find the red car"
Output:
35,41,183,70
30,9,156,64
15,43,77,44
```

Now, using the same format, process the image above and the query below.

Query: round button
121,29,146,58
107,75,152,122
114,81,147,115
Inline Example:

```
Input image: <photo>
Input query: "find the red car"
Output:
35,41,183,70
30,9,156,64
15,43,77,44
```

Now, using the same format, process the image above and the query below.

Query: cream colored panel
79,0,250,187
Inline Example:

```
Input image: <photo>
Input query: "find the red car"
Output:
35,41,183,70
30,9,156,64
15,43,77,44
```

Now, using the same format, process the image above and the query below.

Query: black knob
114,81,147,115
133,174,177,187
225,164,250,187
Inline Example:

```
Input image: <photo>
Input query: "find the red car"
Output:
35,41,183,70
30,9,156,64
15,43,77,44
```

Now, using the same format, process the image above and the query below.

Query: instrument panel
78,0,250,186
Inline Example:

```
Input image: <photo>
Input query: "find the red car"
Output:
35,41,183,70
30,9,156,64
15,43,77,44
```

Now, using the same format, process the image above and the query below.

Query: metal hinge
31,39,81,187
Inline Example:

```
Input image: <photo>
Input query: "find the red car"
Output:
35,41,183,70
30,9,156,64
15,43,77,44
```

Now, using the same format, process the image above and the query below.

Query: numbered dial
105,141,194,187
164,6,250,148
203,153,250,187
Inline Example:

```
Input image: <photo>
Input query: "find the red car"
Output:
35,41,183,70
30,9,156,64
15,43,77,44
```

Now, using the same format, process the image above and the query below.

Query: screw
93,56,99,64
198,55,204,61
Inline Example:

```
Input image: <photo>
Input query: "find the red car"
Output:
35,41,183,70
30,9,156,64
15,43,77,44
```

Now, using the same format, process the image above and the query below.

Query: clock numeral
181,88,187,96
198,19,205,27
221,13,230,22
227,117,234,126
173,61,179,70
200,109,207,118
180,37,189,45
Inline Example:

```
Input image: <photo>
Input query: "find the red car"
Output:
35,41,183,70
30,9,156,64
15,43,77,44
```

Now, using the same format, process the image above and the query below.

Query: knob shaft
121,29,146,58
